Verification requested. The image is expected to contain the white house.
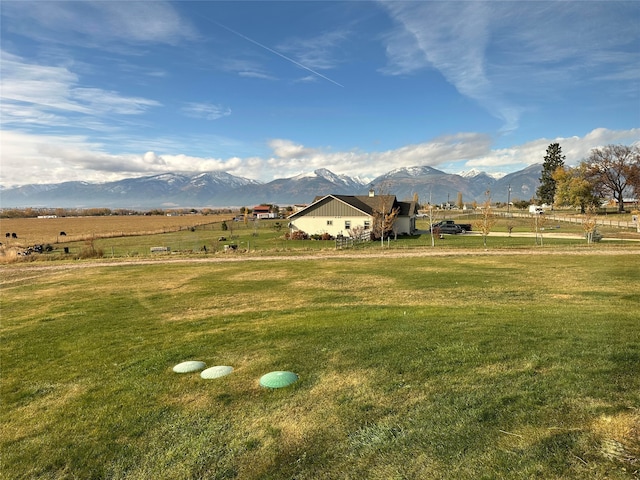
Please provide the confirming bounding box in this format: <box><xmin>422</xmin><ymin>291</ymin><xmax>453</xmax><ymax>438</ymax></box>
<box><xmin>287</xmin><ymin>192</ymin><xmax>417</xmax><ymax>238</ymax></box>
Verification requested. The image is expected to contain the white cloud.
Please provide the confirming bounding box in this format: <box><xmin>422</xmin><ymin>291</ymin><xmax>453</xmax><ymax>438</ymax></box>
<box><xmin>259</xmin><ymin>132</ymin><xmax>495</xmax><ymax>181</ymax></box>
<box><xmin>2</xmin><ymin>128</ymin><xmax>638</xmax><ymax>188</ymax></box>
<box><xmin>465</xmin><ymin>128</ymin><xmax>640</xmax><ymax>170</ymax></box>
<box><xmin>268</xmin><ymin>139</ymin><xmax>318</xmax><ymax>159</ymax></box>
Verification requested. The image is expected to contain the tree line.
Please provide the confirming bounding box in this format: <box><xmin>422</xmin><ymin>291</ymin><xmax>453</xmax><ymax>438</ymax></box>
<box><xmin>537</xmin><ymin>143</ymin><xmax>640</xmax><ymax>213</ymax></box>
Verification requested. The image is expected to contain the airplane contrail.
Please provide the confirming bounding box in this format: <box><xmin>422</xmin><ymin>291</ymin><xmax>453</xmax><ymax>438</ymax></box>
<box><xmin>213</xmin><ymin>21</ymin><xmax>344</xmax><ymax>88</ymax></box>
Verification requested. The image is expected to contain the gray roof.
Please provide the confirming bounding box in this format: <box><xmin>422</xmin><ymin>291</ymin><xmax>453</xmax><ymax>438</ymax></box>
<box><xmin>289</xmin><ymin>194</ymin><xmax>416</xmax><ymax>219</ymax></box>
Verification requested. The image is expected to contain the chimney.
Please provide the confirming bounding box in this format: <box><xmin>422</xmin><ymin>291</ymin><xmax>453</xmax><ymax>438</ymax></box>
<box><xmin>369</xmin><ymin>189</ymin><xmax>375</xmax><ymax>197</ymax></box>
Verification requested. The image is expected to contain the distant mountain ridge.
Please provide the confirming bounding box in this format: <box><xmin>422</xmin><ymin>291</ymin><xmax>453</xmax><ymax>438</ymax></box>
<box><xmin>0</xmin><ymin>165</ymin><xmax>542</xmax><ymax>209</ymax></box>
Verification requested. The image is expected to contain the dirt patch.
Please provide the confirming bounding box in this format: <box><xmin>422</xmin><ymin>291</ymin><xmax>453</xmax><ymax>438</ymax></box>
<box><xmin>593</xmin><ymin>410</ymin><xmax>640</xmax><ymax>465</ymax></box>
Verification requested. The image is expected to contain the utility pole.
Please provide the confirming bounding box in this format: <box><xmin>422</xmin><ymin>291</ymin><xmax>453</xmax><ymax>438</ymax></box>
<box><xmin>381</xmin><ymin>191</ymin><xmax>385</xmax><ymax>249</ymax></box>
<box><xmin>507</xmin><ymin>184</ymin><xmax>512</xmax><ymax>216</ymax></box>
<box><xmin>429</xmin><ymin>191</ymin><xmax>435</xmax><ymax>247</ymax></box>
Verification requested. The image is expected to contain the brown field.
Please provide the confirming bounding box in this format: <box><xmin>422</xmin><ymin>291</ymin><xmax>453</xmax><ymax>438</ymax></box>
<box><xmin>0</xmin><ymin>214</ymin><xmax>232</xmax><ymax>246</ymax></box>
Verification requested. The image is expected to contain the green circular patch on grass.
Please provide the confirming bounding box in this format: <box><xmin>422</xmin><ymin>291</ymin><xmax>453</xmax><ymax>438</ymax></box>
<box><xmin>259</xmin><ymin>371</ymin><xmax>298</xmax><ymax>388</ymax></box>
<box><xmin>172</xmin><ymin>361</ymin><xmax>206</xmax><ymax>373</ymax></box>
<box><xmin>201</xmin><ymin>365</ymin><xmax>233</xmax><ymax>379</ymax></box>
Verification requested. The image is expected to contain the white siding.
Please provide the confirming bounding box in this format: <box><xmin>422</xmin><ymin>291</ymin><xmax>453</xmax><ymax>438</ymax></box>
<box><xmin>290</xmin><ymin>215</ymin><xmax>371</xmax><ymax>237</ymax></box>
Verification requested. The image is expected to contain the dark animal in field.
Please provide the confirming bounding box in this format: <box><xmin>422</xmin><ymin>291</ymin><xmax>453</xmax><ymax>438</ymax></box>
<box><xmin>18</xmin><ymin>244</ymin><xmax>46</xmax><ymax>256</ymax></box>
<box><xmin>60</xmin><ymin>231</ymin><xmax>67</xmax><ymax>236</ymax></box>
<box><xmin>11</xmin><ymin>233</ymin><xmax>17</xmax><ymax>239</ymax></box>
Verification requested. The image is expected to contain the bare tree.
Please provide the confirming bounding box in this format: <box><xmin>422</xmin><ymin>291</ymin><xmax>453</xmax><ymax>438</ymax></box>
<box><xmin>530</xmin><ymin>212</ymin><xmax>548</xmax><ymax>246</ymax></box>
<box><xmin>584</xmin><ymin>144</ymin><xmax>640</xmax><ymax>213</ymax></box>
<box><xmin>425</xmin><ymin>191</ymin><xmax>440</xmax><ymax>247</ymax></box>
<box><xmin>474</xmin><ymin>191</ymin><xmax>496</xmax><ymax>248</ymax></box>
<box><xmin>427</xmin><ymin>202</ymin><xmax>435</xmax><ymax>247</ymax></box>
<box><xmin>348</xmin><ymin>225</ymin><xmax>365</xmax><ymax>239</ymax></box>
<box><xmin>582</xmin><ymin>206</ymin><xmax>599</xmax><ymax>244</ymax></box>
<box><xmin>369</xmin><ymin>184</ymin><xmax>399</xmax><ymax>246</ymax></box>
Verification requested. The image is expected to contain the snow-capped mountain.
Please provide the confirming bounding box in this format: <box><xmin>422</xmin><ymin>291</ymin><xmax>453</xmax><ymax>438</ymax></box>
<box><xmin>458</xmin><ymin>169</ymin><xmax>506</xmax><ymax>180</ymax></box>
<box><xmin>457</xmin><ymin>168</ymin><xmax>485</xmax><ymax>178</ymax></box>
<box><xmin>367</xmin><ymin>164</ymin><xmax>541</xmax><ymax>205</ymax></box>
<box><xmin>291</xmin><ymin>168</ymin><xmax>363</xmax><ymax>188</ymax></box>
<box><xmin>0</xmin><ymin>165</ymin><xmax>542</xmax><ymax>208</ymax></box>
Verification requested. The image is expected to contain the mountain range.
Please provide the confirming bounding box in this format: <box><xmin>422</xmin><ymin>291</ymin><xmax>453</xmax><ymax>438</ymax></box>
<box><xmin>0</xmin><ymin>165</ymin><xmax>542</xmax><ymax>209</ymax></box>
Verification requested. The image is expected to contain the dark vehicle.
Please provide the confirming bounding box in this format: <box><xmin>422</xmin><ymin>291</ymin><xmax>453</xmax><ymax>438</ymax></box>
<box><xmin>430</xmin><ymin>222</ymin><xmax>462</xmax><ymax>234</ymax></box>
<box><xmin>430</xmin><ymin>220</ymin><xmax>471</xmax><ymax>234</ymax></box>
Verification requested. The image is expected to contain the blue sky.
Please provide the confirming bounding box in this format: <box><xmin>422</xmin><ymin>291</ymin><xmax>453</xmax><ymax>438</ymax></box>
<box><xmin>1</xmin><ymin>0</ymin><xmax>639</xmax><ymax>188</ymax></box>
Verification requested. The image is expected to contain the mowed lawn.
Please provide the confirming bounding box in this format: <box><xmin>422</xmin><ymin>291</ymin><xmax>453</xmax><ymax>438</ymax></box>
<box><xmin>1</xmin><ymin>253</ymin><xmax>639</xmax><ymax>479</ymax></box>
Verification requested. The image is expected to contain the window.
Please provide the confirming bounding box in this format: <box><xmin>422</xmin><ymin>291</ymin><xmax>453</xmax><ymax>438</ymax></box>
<box><xmin>345</xmin><ymin>220</ymin><xmax>351</xmax><ymax>229</ymax></box>
<box><xmin>327</xmin><ymin>220</ymin><xmax>333</xmax><ymax>226</ymax></box>
<box><xmin>364</xmin><ymin>220</ymin><xmax>371</xmax><ymax>229</ymax></box>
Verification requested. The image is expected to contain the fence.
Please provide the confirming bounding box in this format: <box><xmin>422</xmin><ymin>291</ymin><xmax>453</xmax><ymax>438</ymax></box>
<box><xmin>501</xmin><ymin>212</ymin><xmax>637</xmax><ymax>231</ymax></box>
<box><xmin>335</xmin><ymin>231</ymin><xmax>372</xmax><ymax>249</ymax></box>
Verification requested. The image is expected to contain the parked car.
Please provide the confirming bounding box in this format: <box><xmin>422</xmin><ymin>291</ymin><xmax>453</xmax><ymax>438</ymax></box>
<box><xmin>429</xmin><ymin>220</ymin><xmax>470</xmax><ymax>234</ymax></box>
<box><xmin>430</xmin><ymin>222</ymin><xmax>463</xmax><ymax>234</ymax></box>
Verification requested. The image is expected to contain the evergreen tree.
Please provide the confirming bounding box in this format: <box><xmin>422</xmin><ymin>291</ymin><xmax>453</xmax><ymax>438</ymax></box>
<box><xmin>537</xmin><ymin>143</ymin><xmax>565</xmax><ymax>206</ymax></box>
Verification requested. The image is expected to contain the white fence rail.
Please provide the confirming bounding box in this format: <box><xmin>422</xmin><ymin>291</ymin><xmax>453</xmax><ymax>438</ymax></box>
<box><xmin>335</xmin><ymin>230</ymin><xmax>372</xmax><ymax>249</ymax></box>
<box><xmin>502</xmin><ymin>212</ymin><xmax>637</xmax><ymax>230</ymax></box>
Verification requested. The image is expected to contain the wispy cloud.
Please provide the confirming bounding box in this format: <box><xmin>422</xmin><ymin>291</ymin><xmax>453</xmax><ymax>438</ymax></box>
<box><xmin>1</xmin><ymin>1</ymin><xmax>196</xmax><ymax>46</ymax></box>
<box><xmin>182</xmin><ymin>102</ymin><xmax>232</xmax><ymax>121</ymax></box>
<box><xmin>278</xmin><ymin>30</ymin><xmax>349</xmax><ymax>71</ymax></box>
<box><xmin>238</xmin><ymin>71</ymin><xmax>277</xmax><ymax>81</ymax></box>
<box><xmin>379</xmin><ymin>1</ymin><xmax>640</xmax><ymax>133</ymax></box>
<box><xmin>218</xmin><ymin>58</ymin><xmax>276</xmax><ymax>80</ymax></box>
<box><xmin>1</xmin><ymin>50</ymin><xmax>161</xmax><ymax>130</ymax></box>
<box><xmin>211</xmin><ymin>21</ymin><xmax>344</xmax><ymax>87</ymax></box>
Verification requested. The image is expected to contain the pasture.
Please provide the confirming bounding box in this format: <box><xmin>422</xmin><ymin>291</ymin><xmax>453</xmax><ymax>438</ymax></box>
<box><xmin>1</xmin><ymin>251</ymin><xmax>639</xmax><ymax>479</ymax></box>
<box><xmin>2</xmin><ymin>212</ymin><xmax>639</xmax><ymax>262</ymax></box>
<box><xmin>0</xmin><ymin>214</ymin><xmax>229</xmax><ymax>247</ymax></box>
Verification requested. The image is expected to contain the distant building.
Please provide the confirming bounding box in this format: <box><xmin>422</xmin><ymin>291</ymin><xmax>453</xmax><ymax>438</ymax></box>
<box><xmin>252</xmin><ymin>205</ymin><xmax>272</xmax><ymax>218</ymax></box>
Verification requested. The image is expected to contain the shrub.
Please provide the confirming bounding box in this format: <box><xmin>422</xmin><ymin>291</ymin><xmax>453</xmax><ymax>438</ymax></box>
<box><xmin>310</xmin><ymin>233</ymin><xmax>333</xmax><ymax>240</ymax></box>
<box><xmin>286</xmin><ymin>230</ymin><xmax>309</xmax><ymax>240</ymax></box>
<box><xmin>77</xmin><ymin>239</ymin><xmax>104</xmax><ymax>259</ymax></box>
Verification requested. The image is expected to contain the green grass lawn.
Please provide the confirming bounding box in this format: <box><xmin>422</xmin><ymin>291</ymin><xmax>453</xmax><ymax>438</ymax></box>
<box><xmin>1</xmin><ymin>253</ymin><xmax>639</xmax><ymax>479</ymax></box>
<box><xmin>36</xmin><ymin>214</ymin><xmax>639</xmax><ymax>260</ymax></box>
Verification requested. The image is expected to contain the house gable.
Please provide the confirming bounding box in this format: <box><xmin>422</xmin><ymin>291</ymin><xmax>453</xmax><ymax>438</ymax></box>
<box><xmin>288</xmin><ymin>195</ymin><xmax>370</xmax><ymax>219</ymax></box>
